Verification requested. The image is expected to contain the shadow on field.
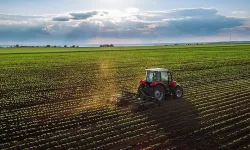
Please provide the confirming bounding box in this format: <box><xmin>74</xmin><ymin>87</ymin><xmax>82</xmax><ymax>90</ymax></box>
<box><xmin>116</xmin><ymin>90</ymin><xmax>219</xmax><ymax>149</ymax></box>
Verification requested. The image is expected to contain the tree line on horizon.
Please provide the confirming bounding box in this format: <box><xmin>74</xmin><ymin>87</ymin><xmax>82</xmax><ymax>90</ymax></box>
<box><xmin>6</xmin><ymin>44</ymin><xmax>81</xmax><ymax>48</ymax></box>
<box><xmin>100</xmin><ymin>44</ymin><xmax>114</xmax><ymax>47</ymax></box>
<box><xmin>0</xmin><ymin>44</ymin><xmax>115</xmax><ymax>48</ymax></box>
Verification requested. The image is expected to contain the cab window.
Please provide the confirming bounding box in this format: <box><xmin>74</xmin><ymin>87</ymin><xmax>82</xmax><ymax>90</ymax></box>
<box><xmin>161</xmin><ymin>72</ymin><xmax>168</xmax><ymax>81</ymax></box>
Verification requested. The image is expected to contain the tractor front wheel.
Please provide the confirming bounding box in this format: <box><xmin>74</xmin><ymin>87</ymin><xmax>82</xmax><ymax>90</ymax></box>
<box><xmin>173</xmin><ymin>86</ymin><xmax>183</xmax><ymax>99</ymax></box>
<box><xmin>150</xmin><ymin>85</ymin><xmax>166</xmax><ymax>101</ymax></box>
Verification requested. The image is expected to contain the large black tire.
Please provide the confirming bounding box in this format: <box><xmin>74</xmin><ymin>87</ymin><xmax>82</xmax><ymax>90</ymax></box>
<box><xmin>137</xmin><ymin>85</ymin><xmax>146</xmax><ymax>100</ymax></box>
<box><xmin>173</xmin><ymin>86</ymin><xmax>183</xmax><ymax>99</ymax></box>
<box><xmin>150</xmin><ymin>85</ymin><xmax>166</xmax><ymax>101</ymax></box>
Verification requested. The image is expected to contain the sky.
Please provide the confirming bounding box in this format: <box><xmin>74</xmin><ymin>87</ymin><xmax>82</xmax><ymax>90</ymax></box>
<box><xmin>0</xmin><ymin>0</ymin><xmax>250</xmax><ymax>45</ymax></box>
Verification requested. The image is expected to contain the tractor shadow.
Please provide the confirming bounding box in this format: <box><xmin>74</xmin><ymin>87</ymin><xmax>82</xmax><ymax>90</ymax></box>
<box><xmin>116</xmin><ymin>90</ymin><xmax>219</xmax><ymax>149</ymax></box>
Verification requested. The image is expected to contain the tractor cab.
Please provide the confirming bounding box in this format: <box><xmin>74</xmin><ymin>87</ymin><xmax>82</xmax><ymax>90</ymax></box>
<box><xmin>138</xmin><ymin>68</ymin><xmax>183</xmax><ymax>101</ymax></box>
<box><xmin>143</xmin><ymin>68</ymin><xmax>177</xmax><ymax>87</ymax></box>
<box><xmin>146</xmin><ymin>68</ymin><xmax>171</xmax><ymax>86</ymax></box>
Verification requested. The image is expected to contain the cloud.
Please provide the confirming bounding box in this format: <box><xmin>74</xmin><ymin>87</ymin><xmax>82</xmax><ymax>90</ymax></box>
<box><xmin>0</xmin><ymin>8</ymin><xmax>249</xmax><ymax>44</ymax></box>
<box><xmin>0</xmin><ymin>14</ymin><xmax>45</xmax><ymax>21</ymax></box>
<box><xmin>52</xmin><ymin>16</ymin><xmax>71</xmax><ymax>21</ymax></box>
<box><xmin>232</xmin><ymin>11</ymin><xmax>248</xmax><ymax>15</ymax></box>
<box><xmin>166</xmin><ymin>8</ymin><xmax>219</xmax><ymax>18</ymax></box>
<box><xmin>0</xmin><ymin>23</ymin><xmax>50</xmax><ymax>42</ymax></box>
<box><xmin>157</xmin><ymin>15</ymin><xmax>243</xmax><ymax>36</ymax></box>
<box><xmin>70</xmin><ymin>11</ymin><xmax>98</xmax><ymax>20</ymax></box>
<box><xmin>231</xmin><ymin>11</ymin><xmax>249</xmax><ymax>18</ymax></box>
<box><xmin>134</xmin><ymin>8</ymin><xmax>219</xmax><ymax>21</ymax></box>
<box><xmin>52</xmin><ymin>11</ymin><xmax>100</xmax><ymax>21</ymax></box>
<box><xmin>221</xmin><ymin>23</ymin><xmax>250</xmax><ymax>35</ymax></box>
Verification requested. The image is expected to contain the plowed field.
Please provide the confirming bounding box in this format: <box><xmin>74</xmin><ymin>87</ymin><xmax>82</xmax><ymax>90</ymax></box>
<box><xmin>1</xmin><ymin>45</ymin><xmax>250</xmax><ymax>149</ymax></box>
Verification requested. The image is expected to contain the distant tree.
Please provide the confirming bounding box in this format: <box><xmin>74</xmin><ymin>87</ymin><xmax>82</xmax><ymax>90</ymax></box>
<box><xmin>46</xmin><ymin>45</ymin><xmax>50</xmax><ymax>47</ymax></box>
<box><xmin>72</xmin><ymin>45</ymin><xmax>75</xmax><ymax>48</ymax></box>
<box><xmin>77</xmin><ymin>45</ymin><xmax>79</xmax><ymax>48</ymax></box>
<box><xmin>54</xmin><ymin>45</ymin><xmax>57</xmax><ymax>48</ymax></box>
<box><xmin>16</xmin><ymin>44</ymin><xmax>19</xmax><ymax>48</ymax></box>
<box><xmin>64</xmin><ymin>45</ymin><xmax>67</xmax><ymax>48</ymax></box>
<box><xmin>100</xmin><ymin>44</ymin><xmax>112</xmax><ymax>47</ymax></box>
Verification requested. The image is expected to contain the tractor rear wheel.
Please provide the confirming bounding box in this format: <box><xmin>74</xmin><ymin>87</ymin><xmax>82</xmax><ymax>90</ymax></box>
<box><xmin>173</xmin><ymin>86</ymin><xmax>183</xmax><ymax>99</ymax></box>
<box><xmin>150</xmin><ymin>85</ymin><xmax>166</xmax><ymax>101</ymax></box>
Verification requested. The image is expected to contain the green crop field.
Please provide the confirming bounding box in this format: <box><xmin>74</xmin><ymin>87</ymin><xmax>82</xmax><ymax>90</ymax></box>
<box><xmin>1</xmin><ymin>44</ymin><xmax>250</xmax><ymax>149</ymax></box>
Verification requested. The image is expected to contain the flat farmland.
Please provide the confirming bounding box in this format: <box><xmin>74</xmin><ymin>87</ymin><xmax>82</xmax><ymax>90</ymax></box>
<box><xmin>1</xmin><ymin>44</ymin><xmax>250</xmax><ymax>149</ymax></box>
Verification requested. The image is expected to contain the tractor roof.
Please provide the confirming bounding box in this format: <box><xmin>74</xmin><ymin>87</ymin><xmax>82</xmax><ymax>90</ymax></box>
<box><xmin>146</xmin><ymin>68</ymin><xmax>168</xmax><ymax>72</ymax></box>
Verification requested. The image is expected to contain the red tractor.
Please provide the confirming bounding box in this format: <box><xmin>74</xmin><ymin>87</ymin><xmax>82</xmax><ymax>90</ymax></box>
<box><xmin>138</xmin><ymin>68</ymin><xmax>183</xmax><ymax>101</ymax></box>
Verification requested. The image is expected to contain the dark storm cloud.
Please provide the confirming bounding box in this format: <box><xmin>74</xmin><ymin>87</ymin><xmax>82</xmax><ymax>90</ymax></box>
<box><xmin>52</xmin><ymin>11</ymin><xmax>99</xmax><ymax>21</ymax></box>
<box><xmin>70</xmin><ymin>11</ymin><xmax>98</xmax><ymax>20</ymax></box>
<box><xmin>52</xmin><ymin>16</ymin><xmax>71</xmax><ymax>21</ymax></box>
